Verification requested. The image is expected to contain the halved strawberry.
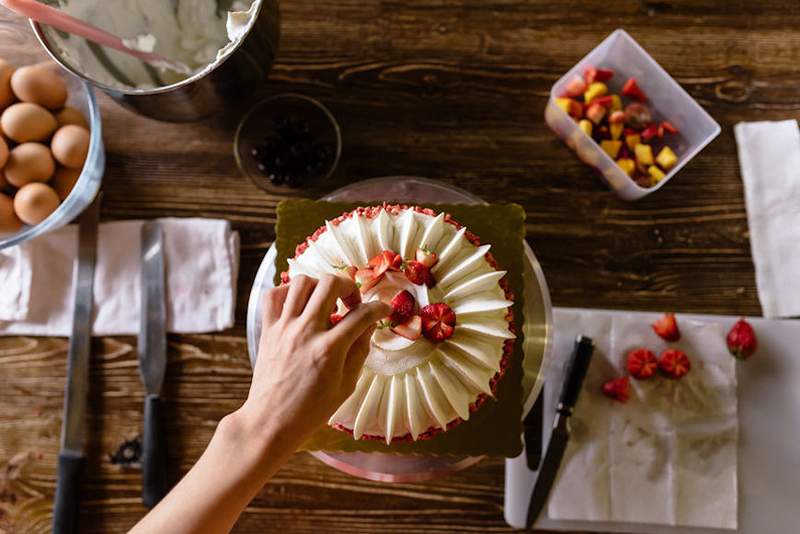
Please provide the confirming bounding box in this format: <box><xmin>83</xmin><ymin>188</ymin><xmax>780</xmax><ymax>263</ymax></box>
<box><xmin>622</xmin><ymin>77</ymin><xmax>647</xmax><ymax>101</ymax></box>
<box><xmin>626</xmin><ymin>348</ymin><xmax>658</xmax><ymax>380</ymax></box>
<box><xmin>420</xmin><ymin>303</ymin><xmax>456</xmax><ymax>342</ymax></box>
<box><xmin>601</xmin><ymin>376</ymin><xmax>629</xmax><ymax>403</ymax></box>
<box><xmin>658</xmin><ymin>349</ymin><xmax>691</xmax><ymax>379</ymax></box>
<box><xmin>652</xmin><ymin>312</ymin><xmax>680</xmax><ymax>342</ymax></box>
<box><xmin>389</xmin><ymin>290</ymin><xmax>416</xmax><ymax>325</ymax></box>
<box><xmin>355</xmin><ymin>268</ymin><xmax>380</xmax><ymax>293</ymax></box>
<box><xmin>392</xmin><ymin>315</ymin><xmax>422</xmax><ymax>340</ymax></box>
<box><xmin>404</xmin><ymin>260</ymin><xmax>435</xmax><ymax>287</ymax></box>
<box><xmin>415</xmin><ymin>247</ymin><xmax>438</xmax><ymax>268</ymax></box>
<box><xmin>369</xmin><ymin>250</ymin><xmax>403</xmax><ymax>277</ymax></box>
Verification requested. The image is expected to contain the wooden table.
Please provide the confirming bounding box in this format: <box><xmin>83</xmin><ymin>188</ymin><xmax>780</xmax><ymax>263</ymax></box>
<box><xmin>1</xmin><ymin>1</ymin><xmax>796</xmax><ymax>532</ymax></box>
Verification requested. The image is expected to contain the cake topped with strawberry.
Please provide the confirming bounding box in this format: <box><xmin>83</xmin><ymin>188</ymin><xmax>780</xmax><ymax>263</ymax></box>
<box><xmin>282</xmin><ymin>204</ymin><xmax>516</xmax><ymax>445</ymax></box>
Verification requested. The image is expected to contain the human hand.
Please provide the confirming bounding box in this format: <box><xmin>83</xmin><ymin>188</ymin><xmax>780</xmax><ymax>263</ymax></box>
<box><xmin>241</xmin><ymin>274</ymin><xmax>390</xmax><ymax>450</ymax></box>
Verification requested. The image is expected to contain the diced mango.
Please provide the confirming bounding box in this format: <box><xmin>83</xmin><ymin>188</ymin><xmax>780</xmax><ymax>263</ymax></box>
<box><xmin>555</xmin><ymin>97</ymin><xmax>572</xmax><ymax>114</ymax></box>
<box><xmin>656</xmin><ymin>146</ymin><xmax>678</xmax><ymax>170</ymax></box>
<box><xmin>617</xmin><ymin>158</ymin><xmax>635</xmax><ymax>177</ymax></box>
<box><xmin>555</xmin><ymin>97</ymin><xmax>582</xmax><ymax>119</ymax></box>
<box><xmin>649</xmin><ymin>165</ymin><xmax>666</xmax><ymax>184</ymax></box>
<box><xmin>578</xmin><ymin>119</ymin><xmax>593</xmax><ymax>136</ymax></box>
<box><xmin>601</xmin><ymin>140</ymin><xmax>622</xmax><ymax>159</ymax></box>
<box><xmin>625</xmin><ymin>133</ymin><xmax>641</xmax><ymax>151</ymax></box>
<box><xmin>584</xmin><ymin>82</ymin><xmax>608</xmax><ymax>104</ymax></box>
<box><xmin>610</xmin><ymin>94</ymin><xmax>623</xmax><ymax>112</ymax></box>
<box><xmin>635</xmin><ymin>143</ymin><xmax>654</xmax><ymax>166</ymax></box>
<box><xmin>610</xmin><ymin>122</ymin><xmax>623</xmax><ymax>140</ymax></box>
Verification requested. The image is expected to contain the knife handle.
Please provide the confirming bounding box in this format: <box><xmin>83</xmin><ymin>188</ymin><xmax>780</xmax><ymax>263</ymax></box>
<box><xmin>558</xmin><ymin>335</ymin><xmax>595</xmax><ymax>414</ymax></box>
<box><xmin>52</xmin><ymin>451</ymin><xmax>84</xmax><ymax>534</ymax></box>
<box><xmin>142</xmin><ymin>394</ymin><xmax>168</xmax><ymax>508</ymax></box>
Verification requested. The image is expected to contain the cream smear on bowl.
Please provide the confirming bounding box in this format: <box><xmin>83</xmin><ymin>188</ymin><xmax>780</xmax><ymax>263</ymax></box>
<box><xmin>41</xmin><ymin>0</ymin><xmax>258</xmax><ymax>90</ymax></box>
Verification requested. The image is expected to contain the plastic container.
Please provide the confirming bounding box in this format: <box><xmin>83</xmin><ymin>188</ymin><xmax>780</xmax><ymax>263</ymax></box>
<box><xmin>545</xmin><ymin>29</ymin><xmax>720</xmax><ymax>201</ymax></box>
<box><xmin>0</xmin><ymin>70</ymin><xmax>104</xmax><ymax>251</ymax></box>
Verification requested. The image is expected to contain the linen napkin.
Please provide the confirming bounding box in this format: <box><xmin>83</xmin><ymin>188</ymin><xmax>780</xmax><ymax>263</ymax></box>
<box><xmin>734</xmin><ymin>120</ymin><xmax>800</xmax><ymax>318</ymax></box>
<box><xmin>0</xmin><ymin>218</ymin><xmax>239</xmax><ymax>336</ymax></box>
<box><xmin>546</xmin><ymin>308</ymin><xmax>738</xmax><ymax>529</ymax></box>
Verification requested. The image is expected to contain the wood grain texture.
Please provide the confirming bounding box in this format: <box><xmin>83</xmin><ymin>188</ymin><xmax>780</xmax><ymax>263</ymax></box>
<box><xmin>1</xmin><ymin>0</ymin><xmax>797</xmax><ymax>531</ymax></box>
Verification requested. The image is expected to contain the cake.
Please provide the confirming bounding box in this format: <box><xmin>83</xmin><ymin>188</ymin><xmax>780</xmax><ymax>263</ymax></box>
<box><xmin>282</xmin><ymin>204</ymin><xmax>516</xmax><ymax>445</ymax></box>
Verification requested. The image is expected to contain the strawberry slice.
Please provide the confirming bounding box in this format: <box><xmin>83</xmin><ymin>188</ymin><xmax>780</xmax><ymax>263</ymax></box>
<box><xmin>622</xmin><ymin>77</ymin><xmax>647</xmax><ymax>101</ymax></box>
<box><xmin>626</xmin><ymin>348</ymin><xmax>658</xmax><ymax>380</ymax></box>
<box><xmin>354</xmin><ymin>267</ymin><xmax>380</xmax><ymax>293</ymax></box>
<box><xmin>389</xmin><ymin>290</ymin><xmax>416</xmax><ymax>325</ymax></box>
<box><xmin>420</xmin><ymin>303</ymin><xmax>456</xmax><ymax>342</ymax></box>
<box><xmin>392</xmin><ymin>315</ymin><xmax>422</xmax><ymax>340</ymax></box>
<box><xmin>652</xmin><ymin>312</ymin><xmax>680</xmax><ymax>342</ymax></box>
<box><xmin>602</xmin><ymin>376</ymin><xmax>630</xmax><ymax>403</ymax></box>
<box><xmin>368</xmin><ymin>250</ymin><xmax>402</xmax><ymax>277</ymax></box>
<box><xmin>658</xmin><ymin>348</ymin><xmax>691</xmax><ymax>379</ymax></box>
<box><xmin>404</xmin><ymin>260</ymin><xmax>435</xmax><ymax>287</ymax></box>
<box><xmin>415</xmin><ymin>247</ymin><xmax>438</xmax><ymax>268</ymax></box>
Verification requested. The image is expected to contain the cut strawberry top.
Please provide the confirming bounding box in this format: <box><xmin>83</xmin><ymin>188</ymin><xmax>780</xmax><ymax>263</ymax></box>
<box><xmin>626</xmin><ymin>348</ymin><xmax>658</xmax><ymax>380</ymax></box>
<box><xmin>420</xmin><ymin>303</ymin><xmax>456</xmax><ymax>342</ymax></box>
<box><xmin>652</xmin><ymin>312</ymin><xmax>681</xmax><ymax>342</ymax></box>
<box><xmin>602</xmin><ymin>376</ymin><xmax>629</xmax><ymax>403</ymax></box>
<box><xmin>658</xmin><ymin>349</ymin><xmax>691</xmax><ymax>379</ymax></box>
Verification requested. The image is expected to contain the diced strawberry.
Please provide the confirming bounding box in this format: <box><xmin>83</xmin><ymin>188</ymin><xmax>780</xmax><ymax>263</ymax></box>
<box><xmin>590</xmin><ymin>95</ymin><xmax>614</xmax><ymax>107</ymax></box>
<box><xmin>585</xmin><ymin>102</ymin><xmax>607</xmax><ymax>124</ymax></box>
<box><xmin>658</xmin><ymin>349</ymin><xmax>691</xmax><ymax>379</ymax></box>
<box><xmin>584</xmin><ymin>66</ymin><xmax>614</xmax><ymax>85</ymax></box>
<box><xmin>355</xmin><ymin>268</ymin><xmax>380</xmax><ymax>293</ymax></box>
<box><xmin>641</xmin><ymin>123</ymin><xmax>659</xmax><ymax>142</ymax></box>
<box><xmin>389</xmin><ymin>290</ymin><xmax>416</xmax><ymax>325</ymax></box>
<box><xmin>392</xmin><ymin>315</ymin><xmax>422</xmax><ymax>341</ymax></box>
<box><xmin>368</xmin><ymin>250</ymin><xmax>403</xmax><ymax>277</ymax></box>
<box><xmin>626</xmin><ymin>348</ymin><xmax>658</xmax><ymax>380</ymax></box>
<box><xmin>726</xmin><ymin>318</ymin><xmax>758</xmax><ymax>359</ymax></box>
<box><xmin>404</xmin><ymin>260</ymin><xmax>435</xmax><ymax>287</ymax></box>
<box><xmin>602</xmin><ymin>376</ymin><xmax>630</xmax><ymax>403</ymax></box>
<box><xmin>622</xmin><ymin>77</ymin><xmax>647</xmax><ymax>101</ymax></box>
<box><xmin>660</xmin><ymin>121</ymin><xmax>678</xmax><ymax>134</ymax></box>
<box><xmin>420</xmin><ymin>303</ymin><xmax>457</xmax><ymax>342</ymax></box>
<box><xmin>652</xmin><ymin>312</ymin><xmax>681</xmax><ymax>342</ymax></box>
<box><xmin>564</xmin><ymin>75</ymin><xmax>588</xmax><ymax>98</ymax></box>
<box><xmin>329</xmin><ymin>313</ymin><xmax>345</xmax><ymax>326</ymax></box>
<box><xmin>415</xmin><ymin>247</ymin><xmax>438</xmax><ymax>268</ymax></box>
<box><xmin>608</xmin><ymin>110</ymin><xmax>625</xmax><ymax>124</ymax></box>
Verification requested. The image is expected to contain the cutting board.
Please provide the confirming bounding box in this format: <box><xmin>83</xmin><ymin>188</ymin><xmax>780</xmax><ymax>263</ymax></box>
<box><xmin>504</xmin><ymin>307</ymin><xmax>800</xmax><ymax>533</ymax></box>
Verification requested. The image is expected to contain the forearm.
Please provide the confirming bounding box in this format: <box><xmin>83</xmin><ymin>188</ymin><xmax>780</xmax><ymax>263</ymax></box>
<box><xmin>130</xmin><ymin>406</ymin><xmax>295</xmax><ymax>534</ymax></box>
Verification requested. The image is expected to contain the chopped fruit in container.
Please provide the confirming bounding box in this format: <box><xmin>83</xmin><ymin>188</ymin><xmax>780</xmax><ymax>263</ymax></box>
<box><xmin>610</xmin><ymin>95</ymin><xmax>623</xmax><ymax>112</ymax></box>
<box><xmin>625</xmin><ymin>133</ymin><xmax>641</xmax><ymax>151</ymax></box>
<box><xmin>726</xmin><ymin>319</ymin><xmax>758</xmax><ymax>360</ymax></box>
<box><xmin>585</xmin><ymin>102</ymin><xmax>607</xmax><ymax>124</ymax></box>
<box><xmin>602</xmin><ymin>376</ymin><xmax>630</xmax><ymax>403</ymax></box>
<box><xmin>648</xmin><ymin>165</ymin><xmax>666</xmax><ymax>184</ymax></box>
<box><xmin>622</xmin><ymin>77</ymin><xmax>647</xmax><ymax>101</ymax></box>
<box><xmin>658</xmin><ymin>349</ymin><xmax>691</xmax><ymax>379</ymax></box>
<box><xmin>626</xmin><ymin>348</ymin><xmax>658</xmax><ymax>380</ymax></box>
<box><xmin>635</xmin><ymin>144</ymin><xmax>654</xmax><ymax>166</ymax></box>
<box><xmin>600</xmin><ymin>140</ymin><xmax>622</xmax><ymax>159</ymax></box>
<box><xmin>617</xmin><ymin>158</ymin><xmax>635</xmax><ymax>176</ymax></box>
<box><xmin>564</xmin><ymin>75</ymin><xmax>588</xmax><ymax>98</ymax></box>
<box><xmin>656</xmin><ymin>146</ymin><xmax>677</xmax><ymax>170</ymax></box>
<box><xmin>610</xmin><ymin>122</ymin><xmax>624</xmax><ymax>140</ymax></box>
<box><xmin>641</xmin><ymin>123</ymin><xmax>659</xmax><ymax>142</ymax></box>
<box><xmin>578</xmin><ymin>119</ymin><xmax>593</xmax><ymax>136</ymax></box>
<box><xmin>624</xmin><ymin>103</ymin><xmax>652</xmax><ymax>129</ymax></box>
<box><xmin>584</xmin><ymin>82</ymin><xmax>608</xmax><ymax>104</ymax></box>
<box><xmin>652</xmin><ymin>312</ymin><xmax>681</xmax><ymax>342</ymax></box>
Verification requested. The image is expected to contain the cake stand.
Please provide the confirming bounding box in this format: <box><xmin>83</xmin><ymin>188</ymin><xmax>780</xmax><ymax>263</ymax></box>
<box><xmin>246</xmin><ymin>176</ymin><xmax>553</xmax><ymax>482</ymax></box>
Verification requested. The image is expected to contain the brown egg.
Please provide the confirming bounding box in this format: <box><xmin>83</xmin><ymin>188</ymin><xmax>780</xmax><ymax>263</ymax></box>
<box><xmin>51</xmin><ymin>125</ymin><xmax>90</xmax><ymax>169</ymax></box>
<box><xmin>1</xmin><ymin>102</ymin><xmax>57</xmax><ymax>143</ymax></box>
<box><xmin>55</xmin><ymin>106</ymin><xmax>89</xmax><ymax>129</ymax></box>
<box><xmin>13</xmin><ymin>183</ymin><xmax>59</xmax><ymax>225</ymax></box>
<box><xmin>0</xmin><ymin>59</ymin><xmax>15</xmax><ymax>111</ymax></box>
<box><xmin>51</xmin><ymin>166</ymin><xmax>81</xmax><ymax>200</ymax></box>
<box><xmin>0</xmin><ymin>136</ymin><xmax>7</xmax><ymax>169</ymax></box>
<box><xmin>0</xmin><ymin>192</ymin><xmax>22</xmax><ymax>233</ymax></box>
<box><xmin>5</xmin><ymin>142</ymin><xmax>55</xmax><ymax>187</ymax></box>
<box><xmin>10</xmin><ymin>64</ymin><xmax>68</xmax><ymax>110</ymax></box>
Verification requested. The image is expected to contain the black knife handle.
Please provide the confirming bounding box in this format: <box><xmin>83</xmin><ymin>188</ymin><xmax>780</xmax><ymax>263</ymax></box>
<box><xmin>52</xmin><ymin>451</ymin><xmax>84</xmax><ymax>534</ymax></box>
<box><xmin>142</xmin><ymin>394</ymin><xmax>168</xmax><ymax>508</ymax></box>
<box><xmin>558</xmin><ymin>335</ymin><xmax>595</xmax><ymax>414</ymax></box>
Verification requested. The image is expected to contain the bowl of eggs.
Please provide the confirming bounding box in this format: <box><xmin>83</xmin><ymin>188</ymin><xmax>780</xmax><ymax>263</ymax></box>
<box><xmin>0</xmin><ymin>58</ymin><xmax>103</xmax><ymax>251</ymax></box>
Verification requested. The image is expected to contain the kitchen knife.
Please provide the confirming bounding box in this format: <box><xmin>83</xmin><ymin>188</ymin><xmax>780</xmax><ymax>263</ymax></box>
<box><xmin>525</xmin><ymin>335</ymin><xmax>594</xmax><ymax>528</ymax></box>
<box><xmin>53</xmin><ymin>194</ymin><xmax>101</xmax><ymax>534</ymax></box>
<box><xmin>139</xmin><ymin>221</ymin><xmax>168</xmax><ymax>508</ymax></box>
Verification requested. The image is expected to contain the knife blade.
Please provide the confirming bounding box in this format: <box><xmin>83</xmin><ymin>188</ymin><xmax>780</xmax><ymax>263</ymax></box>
<box><xmin>525</xmin><ymin>335</ymin><xmax>595</xmax><ymax>528</ymax></box>
<box><xmin>53</xmin><ymin>194</ymin><xmax>101</xmax><ymax>534</ymax></box>
<box><xmin>139</xmin><ymin>221</ymin><xmax>169</xmax><ymax>508</ymax></box>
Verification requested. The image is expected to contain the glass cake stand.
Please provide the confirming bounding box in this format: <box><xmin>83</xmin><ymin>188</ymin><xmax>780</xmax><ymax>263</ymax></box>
<box><xmin>246</xmin><ymin>176</ymin><xmax>553</xmax><ymax>482</ymax></box>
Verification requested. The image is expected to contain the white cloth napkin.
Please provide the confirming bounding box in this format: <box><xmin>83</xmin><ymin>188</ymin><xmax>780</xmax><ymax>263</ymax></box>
<box><xmin>0</xmin><ymin>218</ymin><xmax>239</xmax><ymax>336</ymax></box>
<box><xmin>546</xmin><ymin>309</ymin><xmax>738</xmax><ymax>530</ymax></box>
<box><xmin>734</xmin><ymin>120</ymin><xmax>800</xmax><ymax>318</ymax></box>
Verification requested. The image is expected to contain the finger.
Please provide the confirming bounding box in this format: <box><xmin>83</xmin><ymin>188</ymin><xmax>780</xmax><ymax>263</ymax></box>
<box><xmin>261</xmin><ymin>284</ymin><xmax>290</xmax><ymax>326</ymax></box>
<box><xmin>302</xmin><ymin>274</ymin><xmax>360</xmax><ymax>326</ymax></box>
<box><xmin>330</xmin><ymin>300</ymin><xmax>390</xmax><ymax>348</ymax></box>
<box><xmin>282</xmin><ymin>275</ymin><xmax>317</xmax><ymax>317</ymax></box>
<box><xmin>342</xmin><ymin>324</ymin><xmax>375</xmax><ymax>390</ymax></box>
